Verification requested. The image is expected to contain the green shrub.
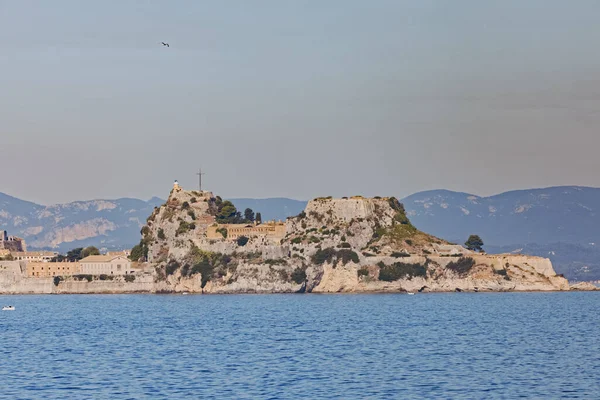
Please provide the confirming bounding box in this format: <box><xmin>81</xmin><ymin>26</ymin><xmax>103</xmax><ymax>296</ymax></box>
<box><xmin>446</xmin><ymin>257</ymin><xmax>476</xmax><ymax>275</ymax></box>
<box><xmin>495</xmin><ymin>268</ymin><xmax>508</xmax><ymax>276</ymax></box>
<box><xmin>291</xmin><ymin>237</ymin><xmax>302</xmax><ymax>244</ymax></box>
<box><xmin>166</xmin><ymin>260</ymin><xmax>180</xmax><ymax>276</ymax></box>
<box><xmin>176</xmin><ymin>221</ymin><xmax>191</xmax><ymax>236</ymax></box>
<box><xmin>378</xmin><ymin>262</ymin><xmax>427</xmax><ymax>281</ymax></box>
<box><xmin>124</xmin><ymin>274</ymin><xmax>136</xmax><ymax>283</ymax></box>
<box><xmin>190</xmin><ymin>261</ymin><xmax>214</xmax><ymax>288</ymax></box>
<box><xmin>291</xmin><ymin>267</ymin><xmax>307</xmax><ymax>284</ymax></box>
<box><xmin>357</xmin><ymin>268</ymin><xmax>369</xmax><ymax>277</ymax></box>
<box><xmin>74</xmin><ymin>274</ymin><xmax>93</xmax><ymax>282</ymax></box>
<box><xmin>182</xmin><ymin>201</ymin><xmax>190</xmax><ymax>209</ymax></box>
<box><xmin>188</xmin><ymin>210</ymin><xmax>196</xmax><ymax>220</ymax></box>
<box><xmin>308</xmin><ymin>236</ymin><xmax>321</xmax><ymax>244</ymax></box>
<box><xmin>158</xmin><ymin>228</ymin><xmax>166</xmax><ymax>240</ymax></box>
<box><xmin>264</xmin><ymin>258</ymin><xmax>288</xmax><ymax>266</ymax></box>
<box><xmin>216</xmin><ymin>227</ymin><xmax>228</xmax><ymax>239</ymax></box>
<box><xmin>311</xmin><ymin>248</ymin><xmax>359</xmax><ymax>267</ymax></box>
<box><xmin>405</xmin><ymin>239</ymin><xmax>413</xmax><ymax>246</ymax></box>
<box><xmin>162</xmin><ymin>207</ymin><xmax>175</xmax><ymax>222</ymax></box>
<box><xmin>237</xmin><ymin>236</ymin><xmax>249</xmax><ymax>246</ymax></box>
<box><xmin>190</xmin><ymin>197</ymin><xmax>197</xmax><ymax>203</ymax></box>
<box><xmin>53</xmin><ymin>276</ymin><xmax>62</xmax><ymax>286</ymax></box>
<box><xmin>99</xmin><ymin>274</ymin><xmax>114</xmax><ymax>281</ymax></box>
<box><xmin>391</xmin><ymin>252</ymin><xmax>410</xmax><ymax>258</ymax></box>
<box><xmin>339</xmin><ymin>242</ymin><xmax>351</xmax><ymax>248</ymax></box>
<box><xmin>422</xmin><ymin>249</ymin><xmax>431</xmax><ymax>255</ymax></box>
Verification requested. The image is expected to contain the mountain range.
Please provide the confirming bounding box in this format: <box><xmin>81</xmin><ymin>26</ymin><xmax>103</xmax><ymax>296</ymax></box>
<box><xmin>1</xmin><ymin>186</ymin><xmax>599</xmax><ymax>280</ymax></box>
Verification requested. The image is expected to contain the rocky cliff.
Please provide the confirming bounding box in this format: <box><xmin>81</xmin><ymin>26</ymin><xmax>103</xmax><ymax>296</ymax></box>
<box><xmin>138</xmin><ymin>189</ymin><xmax>572</xmax><ymax>294</ymax></box>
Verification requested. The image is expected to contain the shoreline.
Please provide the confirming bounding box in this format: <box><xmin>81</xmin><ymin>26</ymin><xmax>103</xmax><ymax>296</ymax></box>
<box><xmin>1</xmin><ymin>287</ymin><xmax>597</xmax><ymax>295</ymax></box>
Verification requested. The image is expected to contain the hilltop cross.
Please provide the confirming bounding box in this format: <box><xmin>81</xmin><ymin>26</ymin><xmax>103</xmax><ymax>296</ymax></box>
<box><xmin>196</xmin><ymin>168</ymin><xmax>205</xmax><ymax>191</ymax></box>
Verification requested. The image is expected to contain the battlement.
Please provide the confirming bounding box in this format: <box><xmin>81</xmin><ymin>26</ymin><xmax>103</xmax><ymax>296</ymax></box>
<box><xmin>0</xmin><ymin>230</ymin><xmax>26</xmax><ymax>252</ymax></box>
<box><xmin>206</xmin><ymin>221</ymin><xmax>286</xmax><ymax>242</ymax></box>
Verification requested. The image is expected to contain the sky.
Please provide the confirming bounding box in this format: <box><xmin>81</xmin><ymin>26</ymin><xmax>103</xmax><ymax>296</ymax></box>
<box><xmin>1</xmin><ymin>0</ymin><xmax>600</xmax><ymax>205</ymax></box>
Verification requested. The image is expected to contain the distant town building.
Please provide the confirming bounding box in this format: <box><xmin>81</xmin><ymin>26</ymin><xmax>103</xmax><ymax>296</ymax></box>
<box><xmin>0</xmin><ymin>230</ymin><xmax>26</xmax><ymax>252</ymax></box>
<box><xmin>105</xmin><ymin>250</ymin><xmax>132</xmax><ymax>257</ymax></box>
<box><xmin>12</xmin><ymin>251</ymin><xmax>58</xmax><ymax>262</ymax></box>
<box><xmin>79</xmin><ymin>255</ymin><xmax>133</xmax><ymax>275</ymax></box>
<box><xmin>206</xmin><ymin>221</ymin><xmax>286</xmax><ymax>242</ymax></box>
<box><xmin>27</xmin><ymin>262</ymin><xmax>80</xmax><ymax>277</ymax></box>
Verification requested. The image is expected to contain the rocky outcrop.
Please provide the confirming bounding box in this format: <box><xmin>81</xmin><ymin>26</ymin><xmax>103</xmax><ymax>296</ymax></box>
<box><xmin>3</xmin><ymin>188</ymin><xmax>584</xmax><ymax>294</ymax></box>
<box><xmin>136</xmin><ymin>189</ymin><xmax>574</xmax><ymax>294</ymax></box>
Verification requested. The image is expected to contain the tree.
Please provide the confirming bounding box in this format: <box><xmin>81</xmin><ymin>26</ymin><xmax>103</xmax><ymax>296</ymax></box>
<box><xmin>244</xmin><ymin>208</ymin><xmax>255</xmax><ymax>223</ymax></box>
<box><xmin>255</xmin><ymin>212</ymin><xmax>262</xmax><ymax>224</ymax></box>
<box><xmin>464</xmin><ymin>235</ymin><xmax>484</xmax><ymax>252</ymax></box>
<box><xmin>237</xmin><ymin>236</ymin><xmax>249</xmax><ymax>246</ymax></box>
<box><xmin>66</xmin><ymin>248</ymin><xmax>84</xmax><ymax>262</ymax></box>
<box><xmin>130</xmin><ymin>240</ymin><xmax>148</xmax><ymax>262</ymax></box>
<box><xmin>81</xmin><ymin>246</ymin><xmax>100</xmax><ymax>258</ymax></box>
<box><xmin>216</xmin><ymin>200</ymin><xmax>238</xmax><ymax>223</ymax></box>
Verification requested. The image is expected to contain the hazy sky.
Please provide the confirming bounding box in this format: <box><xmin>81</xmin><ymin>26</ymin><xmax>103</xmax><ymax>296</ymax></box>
<box><xmin>2</xmin><ymin>1</ymin><xmax>600</xmax><ymax>204</ymax></box>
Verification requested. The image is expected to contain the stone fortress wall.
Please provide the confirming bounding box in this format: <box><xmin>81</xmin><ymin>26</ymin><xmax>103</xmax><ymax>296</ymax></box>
<box><xmin>0</xmin><ymin>230</ymin><xmax>26</xmax><ymax>252</ymax></box>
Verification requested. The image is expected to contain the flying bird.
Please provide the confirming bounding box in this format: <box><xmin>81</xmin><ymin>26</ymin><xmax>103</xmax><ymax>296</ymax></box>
<box><xmin>161</xmin><ymin>42</ymin><xmax>169</xmax><ymax>47</ymax></box>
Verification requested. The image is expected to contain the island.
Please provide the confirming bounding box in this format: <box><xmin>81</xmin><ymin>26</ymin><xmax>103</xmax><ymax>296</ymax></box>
<box><xmin>2</xmin><ymin>180</ymin><xmax>595</xmax><ymax>294</ymax></box>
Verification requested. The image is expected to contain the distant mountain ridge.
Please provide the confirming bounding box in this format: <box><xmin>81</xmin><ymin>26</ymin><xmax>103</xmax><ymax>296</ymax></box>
<box><xmin>402</xmin><ymin>186</ymin><xmax>600</xmax><ymax>246</ymax></box>
<box><xmin>0</xmin><ymin>192</ymin><xmax>163</xmax><ymax>252</ymax></box>
<box><xmin>0</xmin><ymin>193</ymin><xmax>305</xmax><ymax>252</ymax></box>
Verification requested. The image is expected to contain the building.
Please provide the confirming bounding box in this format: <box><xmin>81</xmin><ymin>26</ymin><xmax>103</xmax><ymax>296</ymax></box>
<box><xmin>0</xmin><ymin>230</ymin><xmax>26</xmax><ymax>252</ymax></box>
<box><xmin>27</xmin><ymin>262</ymin><xmax>80</xmax><ymax>277</ymax></box>
<box><xmin>105</xmin><ymin>250</ymin><xmax>132</xmax><ymax>258</ymax></box>
<box><xmin>206</xmin><ymin>221</ymin><xmax>286</xmax><ymax>242</ymax></box>
<box><xmin>12</xmin><ymin>251</ymin><xmax>58</xmax><ymax>262</ymax></box>
<box><xmin>79</xmin><ymin>254</ymin><xmax>133</xmax><ymax>275</ymax></box>
<box><xmin>0</xmin><ymin>249</ymin><xmax>11</xmax><ymax>258</ymax></box>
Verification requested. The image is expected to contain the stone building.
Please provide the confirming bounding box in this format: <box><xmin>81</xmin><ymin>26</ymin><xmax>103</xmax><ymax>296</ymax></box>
<box><xmin>12</xmin><ymin>251</ymin><xmax>58</xmax><ymax>262</ymax></box>
<box><xmin>27</xmin><ymin>262</ymin><xmax>80</xmax><ymax>277</ymax></box>
<box><xmin>79</xmin><ymin>255</ymin><xmax>133</xmax><ymax>275</ymax></box>
<box><xmin>206</xmin><ymin>221</ymin><xmax>286</xmax><ymax>242</ymax></box>
<box><xmin>0</xmin><ymin>230</ymin><xmax>26</xmax><ymax>252</ymax></box>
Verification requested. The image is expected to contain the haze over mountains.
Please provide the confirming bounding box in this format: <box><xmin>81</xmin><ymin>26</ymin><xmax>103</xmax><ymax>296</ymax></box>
<box><xmin>1</xmin><ymin>186</ymin><xmax>599</xmax><ymax>280</ymax></box>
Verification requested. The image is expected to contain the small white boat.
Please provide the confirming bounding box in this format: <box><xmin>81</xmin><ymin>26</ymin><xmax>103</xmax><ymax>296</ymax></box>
<box><xmin>2</xmin><ymin>306</ymin><xmax>15</xmax><ymax>311</ymax></box>
<box><xmin>407</xmin><ymin>292</ymin><xmax>415</xmax><ymax>295</ymax></box>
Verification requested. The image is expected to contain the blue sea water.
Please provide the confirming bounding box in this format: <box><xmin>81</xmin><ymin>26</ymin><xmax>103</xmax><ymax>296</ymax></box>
<box><xmin>0</xmin><ymin>292</ymin><xmax>599</xmax><ymax>399</ymax></box>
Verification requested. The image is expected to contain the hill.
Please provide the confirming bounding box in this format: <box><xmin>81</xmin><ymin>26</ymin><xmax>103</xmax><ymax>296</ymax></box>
<box><xmin>135</xmin><ymin>188</ymin><xmax>569</xmax><ymax>294</ymax></box>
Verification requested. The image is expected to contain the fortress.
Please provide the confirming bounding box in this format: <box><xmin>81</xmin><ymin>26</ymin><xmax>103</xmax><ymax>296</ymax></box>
<box><xmin>206</xmin><ymin>221</ymin><xmax>286</xmax><ymax>242</ymax></box>
<box><xmin>0</xmin><ymin>230</ymin><xmax>26</xmax><ymax>252</ymax></box>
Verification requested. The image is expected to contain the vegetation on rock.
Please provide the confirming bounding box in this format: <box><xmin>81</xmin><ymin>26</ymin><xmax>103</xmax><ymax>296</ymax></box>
<box><xmin>291</xmin><ymin>267</ymin><xmax>307</xmax><ymax>284</ymax></box>
<box><xmin>446</xmin><ymin>257</ymin><xmax>476</xmax><ymax>275</ymax></box>
<box><xmin>237</xmin><ymin>236</ymin><xmax>249</xmax><ymax>246</ymax></box>
<box><xmin>378</xmin><ymin>261</ymin><xmax>427</xmax><ymax>281</ymax></box>
<box><xmin>311</xmin><ymin>248</ymin><xmax>359</xmax><ymax>267</ymax></box>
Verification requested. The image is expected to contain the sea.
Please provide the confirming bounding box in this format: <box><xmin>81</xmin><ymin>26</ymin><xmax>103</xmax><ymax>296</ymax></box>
<box><xmin>1</xmin><ymin>292</ymin><xmax>599</xmax><ymax>399</ymax></box>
